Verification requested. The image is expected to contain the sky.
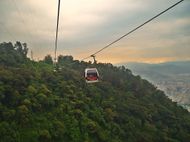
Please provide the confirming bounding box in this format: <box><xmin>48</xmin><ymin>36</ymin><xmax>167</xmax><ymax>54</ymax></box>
<box><xmin>0</xmin><ymin>0</ymin><xmax>189</xmax><ymax>64</ymax></box>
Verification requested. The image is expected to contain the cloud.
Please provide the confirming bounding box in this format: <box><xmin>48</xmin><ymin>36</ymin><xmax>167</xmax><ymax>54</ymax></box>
<box><xmin>0</xmin><ymin>0</ymin><xmax>189</xmax><ymax>63</ymax></box>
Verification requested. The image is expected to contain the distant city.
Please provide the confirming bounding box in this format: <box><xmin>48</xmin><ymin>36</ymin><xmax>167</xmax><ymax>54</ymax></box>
<box><xmin>118</xmin><ymin>61</ymin><xmax>190</xmax><ymax>111</ymax></box>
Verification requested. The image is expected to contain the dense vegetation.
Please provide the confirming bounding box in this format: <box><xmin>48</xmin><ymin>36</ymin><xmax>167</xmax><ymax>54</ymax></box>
<box><xmin>0</xmin><ymin>42</ymin><xmax>190</xmax><ymax>142</ymax></box>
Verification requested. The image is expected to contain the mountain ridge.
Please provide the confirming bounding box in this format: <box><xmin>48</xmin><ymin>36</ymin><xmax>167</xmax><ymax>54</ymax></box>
<box><xmin>1</xmin><ymin>42</ymin><xmax>190</xmax><ymax>142</ymax></box>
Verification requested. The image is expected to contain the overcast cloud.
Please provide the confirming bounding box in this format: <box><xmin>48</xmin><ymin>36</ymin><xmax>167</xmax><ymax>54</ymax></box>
<box><xmin>0</xmin><ymin>0</ymin><xmax>189</xmax><ymax>63</ymax></box>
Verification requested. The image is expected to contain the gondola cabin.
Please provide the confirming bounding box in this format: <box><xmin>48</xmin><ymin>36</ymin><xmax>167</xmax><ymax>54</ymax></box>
<box><xmin>84</xmin><ymin>68</ymin><xmax>99</xmax><ymax>83</ymax></box>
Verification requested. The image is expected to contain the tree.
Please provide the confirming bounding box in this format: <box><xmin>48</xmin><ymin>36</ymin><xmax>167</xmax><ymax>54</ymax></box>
<box><xmin>0</xmin><ymin>42</ymin><xmax>28</xmax><ymax>66</ymax></box>
<box><xmin>58</xmin><ymin>55</ymin><xmax>73</xmax><ymax>65</ymax></box>
<box><xmin>14</xmin><ymin>41</ymin><xmax>28</xmax><ymax>57</ymax></box>
<box><xmin>43</xmin><ymin>55</ymin><xmax>53</xmax><ymax>65</ymax></box>
<box><xmin>38</xmin><ymin>130</ymin><xmax>51</xmax><ymax>142</ymax></box>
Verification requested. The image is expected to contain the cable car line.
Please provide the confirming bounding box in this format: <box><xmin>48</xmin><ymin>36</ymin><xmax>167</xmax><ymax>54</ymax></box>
<box><xmin>81</xmin><ymin>0</ymin><xmax>184</xmax><ymax>61</ymax></box>
<box><xmin>54</xmin><ymin>0</ymin><xmax>61</xmax><ymax>64</ymax></box>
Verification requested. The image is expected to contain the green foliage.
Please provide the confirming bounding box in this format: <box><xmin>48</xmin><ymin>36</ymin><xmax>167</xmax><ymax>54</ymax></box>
<box><xmin>43</xmin><ymin>55</ymin><xmax>53</xmax><ymax>65</ymax></box>
<box><xmin>0</xmin><ymin>42</ymin><xmax>28</xmax><ymax>66</ymax></box>
<box><xmin>0</xmin><ymin>42</ymin><xmax>190</xmax><ymax>142</ymax></box>
<box><xmin>38</xmin><ymin>129</ymin><xmax>51</xmax><ymax>142</ymax></box>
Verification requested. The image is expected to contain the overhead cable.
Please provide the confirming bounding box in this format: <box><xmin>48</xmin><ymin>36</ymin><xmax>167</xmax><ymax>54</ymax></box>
<box><xmin>81</xmin><ymin>0</ymin><xmax>184</xmax><ymax>61</ymax></box>
<box><xmin>54</xmin><ymin>0</ymin><xmax>61</xmax><ymax>63</ymax></box>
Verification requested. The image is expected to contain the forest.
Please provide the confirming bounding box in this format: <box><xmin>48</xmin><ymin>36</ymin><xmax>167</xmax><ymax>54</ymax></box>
<box><xmin>0</xmin><ymin>42</ymin><xmax>190</xmax><ymax>142</ymax></box>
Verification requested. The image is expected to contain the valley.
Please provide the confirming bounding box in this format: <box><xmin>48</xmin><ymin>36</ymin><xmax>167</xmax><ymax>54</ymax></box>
<box><xmin>120</xmin><ymin>61</ymin><xmax>190</xmax><ymax>111</ymax></box>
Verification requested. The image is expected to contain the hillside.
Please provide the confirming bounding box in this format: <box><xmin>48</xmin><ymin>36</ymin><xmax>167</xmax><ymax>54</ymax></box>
<box><xmin>1</xmin><ymin>42</ymin><xmax>190</xmax><ymax>142</ymax></box>
<box><xmin>121</xmin><ymin>62</ymin><xmax>190</xmax><ymax>111</ymax></box>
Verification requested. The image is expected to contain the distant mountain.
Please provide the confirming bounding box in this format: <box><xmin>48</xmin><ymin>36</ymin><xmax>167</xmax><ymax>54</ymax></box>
<box><xmin>118</xmin><ymin>61</ymin><xmax>190</xmax><ymax>111</ymax></box>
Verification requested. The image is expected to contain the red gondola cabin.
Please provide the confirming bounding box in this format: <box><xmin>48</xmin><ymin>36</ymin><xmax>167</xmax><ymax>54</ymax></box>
<box><xmin>84</xmin><ymin>68</ymin><xmax>99</xmax><ymax>83</ymax></box>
